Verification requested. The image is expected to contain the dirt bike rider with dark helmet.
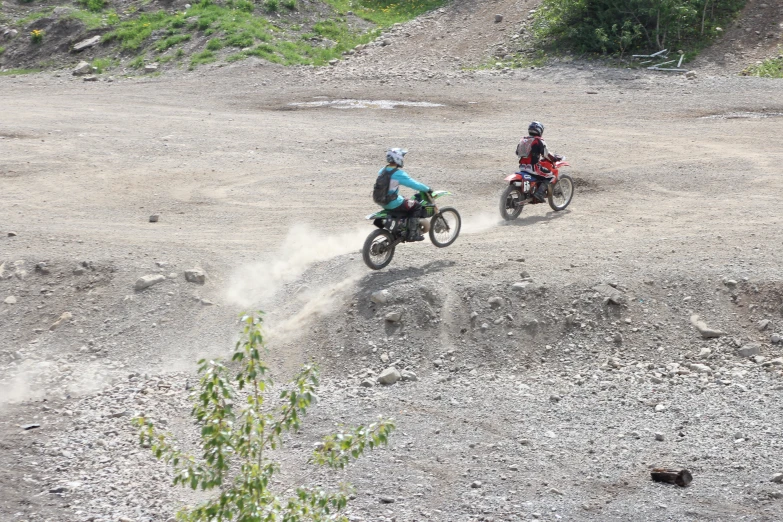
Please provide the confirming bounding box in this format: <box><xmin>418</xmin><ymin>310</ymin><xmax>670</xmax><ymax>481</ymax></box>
<box><xmin>372</xmin><ymin>148</ymin><xmax>432</xmax><ymax>242</ymax></box>
<box><xmin>516</xmin><ymin>121</ymin><xmax>563</xmax><ymax>203</ymax></box>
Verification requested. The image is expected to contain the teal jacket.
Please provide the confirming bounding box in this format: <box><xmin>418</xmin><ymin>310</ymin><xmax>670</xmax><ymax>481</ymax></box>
<box><xmin>377</xmin><ymin>166</ymin><xmax>430</xmax><ymax>209</ymax></box>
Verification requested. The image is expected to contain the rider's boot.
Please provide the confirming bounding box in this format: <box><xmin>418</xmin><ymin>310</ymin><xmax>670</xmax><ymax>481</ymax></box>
<box><xmin>407</xmin><ymin>218</ymin><xmax>425</xmax><ymax>241</ymax></box>
<box><xmin>533</xmin><ymin>181</ymin><xmax>548</xmax><ymax>203</ymax></box>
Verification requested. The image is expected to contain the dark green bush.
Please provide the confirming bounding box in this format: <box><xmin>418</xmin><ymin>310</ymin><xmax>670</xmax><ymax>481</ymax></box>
<box><xmin>533</xmin><ymin>0</ymin><xmax>746</xmax><ymax>55</ymax></box>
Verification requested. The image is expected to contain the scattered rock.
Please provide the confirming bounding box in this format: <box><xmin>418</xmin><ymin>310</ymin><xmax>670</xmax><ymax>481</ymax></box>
<box><xmin>511</xmin><ymin>282</ymin><xmax>530</xmax><ymax>291</ymax></box>
<box><xmin>144</xmin><ymin>63</ymin><xmax>159</xmax><ymax>73</ymax></box>
<box><xmin>690</xmin><ymin>314</ymin><xmax>725</xmax><ymax>338</ymax></box>
<box><xmin>380</xmin><ymin>352</ymin><xmax>390</xmax><ymax>364</ymax></box>
<box><xmin>72</xmin><ymin>61</ymin><xmax>94</xmax><ymax>76</ymax></box>
<box><xmin>49</xmin><ymin>312</ymin><xmax>73</xmax><ymax>331</ymax></box>
<box><xmin>370</xmin><ymin>289</ymin><xmax>390</xmax><ymax>304</ymax></box>
<box><xmin>471</xmin><ymin>480</ymin><xmax>482</xmax><ymax>488</ymax></box>
<box><xmin>83</xmin><ymin>75</ymin><xmax>98</xmax><ymax>82</ymax></box>
<box><xmin>72</xmin><ymin>35</ymin><xmax>101</xmax><ymax>52</ymax></box>
<box><xmin>400</xmin><ymin>369</ymin><xmax>418</xmax><ymax>382</ymax></box>
<box><xmin>377</xmin><ymin>367</ymin><xmax>401</xmax><ymax>385</ymax></box>
<box><xmin>184</xmin><ymin>268</ymin><xmax>206</xmax><ymax>285</ymax></box>
<box><xmin>685</xmin><ymin>71</ymin><xmax>697</xmax><ymax>80</ymax></box>
<box><xmin>488</xmin><ymin>296</ymin><xmax>503</xmax><ymax>308</ymax></box>
<box><xmin>379</xmin><ymin>495</ymin><xmax>395</xmax><ymax>503</ymax></box>
<box><xmin>494</xmin><ymin>14</ymin><xmax>503</xmax><ymax>23</ymax></box>
<box><xmin>328</xmin><ymin>59</ymin><xmax>339</xmax><ymax>65</ymax></box>
<box><xmin>736</xmin><ymin>343</ymin><xmax>761</xmax><ymax>358</ymax></box>
<box><xmin>688</xmin><ymin>363</ymin><xmax>712</xmax><ymax>374</ymax></box>
<box><xmin>655</xmin><ymin>404</ymin><xmax>667</xmax><ymax>412</ymax></box>
<box><xmin>4</xmin><ymin>296</ymin><xmax>17</xmax><ymax>305</ymax></box>
<box><xmin>758</xmin><ymin>319</ymin><xmax>770</xmax><ymax>331</ymax></box>
<box><xmin>593</xmin><ymin>284</ymin><xmax>625</xmax><ymax>305</ymax></box>
<box><xmin>771</xmin><ymin>473</ymin><xmax>783</xmax><ymax>484</ymax></box>
<box><xmin>655</xmin><ymin>432</ymin><xmax>665</xmax><ymax>441</ymax></box>
<box><xmin>771</xmin><ymin>333</ymin><xmax>781</xmax><ymax>344</ymax></box>
<box><xmin>7</xmin><ymin>231</ymin><xmax>17</xmax><ymax>237</ymax></box>
<box><xmin>762</xmin><ymin>358</ymin><xmax>783</xmax><ymax>367</ymax></box>
<box><xmin>433</xmin><ymin>358</ymin><xmax>443</xmax><ymax>368</ymax></box>
<box><xmin>360</xmin><ymin>378</ymin><xmax>374</xmax><ymax>388</ymax></box>
<box><xmin>135</xmin><ymin>274</ymin><xmax>166</xmax><ymax>291</ymax></box>
<box><xmin>385</xmin><ymin>311</ymin><xmax>402</xmax><ymax>323</ymax></box>
<box><xmin>149</xmin><ymin>214</ymin><xmax>159</xmax><ymax>223</ymax></box>
<box><xmin>21</xmin><ymin>424</ymin><xmax>40</xmax><ymax>430</ymax></box>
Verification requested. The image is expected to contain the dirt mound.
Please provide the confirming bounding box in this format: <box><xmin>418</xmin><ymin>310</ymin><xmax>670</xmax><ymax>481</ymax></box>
<box><xmin>693</xmin><ymin>0</ymin><xmax>783</xmax><ymax>74</ymax></box>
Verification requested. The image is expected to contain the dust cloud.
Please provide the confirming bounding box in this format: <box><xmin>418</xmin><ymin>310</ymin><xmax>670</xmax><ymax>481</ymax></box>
<box><xmin>225</xmin><ymin>224</ymin><xmax>367</xmax><ymax>308</ymax></box>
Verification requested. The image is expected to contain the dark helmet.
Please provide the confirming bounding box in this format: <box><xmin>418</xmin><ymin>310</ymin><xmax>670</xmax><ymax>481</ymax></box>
<box><xmin>528</xmin><ymin>121</ymin><xmax>544</xmax><ymax>137</ymax></box>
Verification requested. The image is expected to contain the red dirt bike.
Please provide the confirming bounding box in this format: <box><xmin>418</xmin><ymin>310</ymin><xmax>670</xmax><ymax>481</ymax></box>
<box><xmin>499</xmin><ymin>158</ymin><xmax>574</xmax><ymax>220</ymax></box>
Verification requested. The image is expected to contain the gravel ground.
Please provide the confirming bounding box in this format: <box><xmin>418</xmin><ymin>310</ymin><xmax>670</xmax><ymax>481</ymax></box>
<box><xmin>2</xmin><ymin>1</ymin><xmax>783</xmax><ymax>521</ymax></box>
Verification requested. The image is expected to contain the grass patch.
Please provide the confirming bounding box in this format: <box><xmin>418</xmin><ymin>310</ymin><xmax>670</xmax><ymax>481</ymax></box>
<box><xmin>206</xmin><ymin>38</ymin><xmax>223</xmax><ymax>51</ymax></box>
<box><xmin>324</xmin><ymin>0</ymin><xmax>449</xmax><ymax>26</ymax></box>
<box><xmin>67</xmin><ymin>9</ymin><xmax>117</xmax><ymax>30</ymax></box>
<box><xmin>283</xmin><ymin>0</ymin><xmax>297</xmax><ymax>10</ymax></box>
<box><xmin>742</xmin><ymin>55</ymin><xmax>783</xmax><ymax>78</ymax></box>
<box><xmin>128</xmin><ymin>55</ymin><xmax>145</xmax><ymax>68</ymax></box>
<box><xmin>0</xmin><ymin>68</ymin><xmax>41</xmax><ymax>76</ymax></box>
<box><xmin>156</xmin><ymin>33</ymin><xmax>191</xmax><ymax>52</ymax></box>
<box><xmin>15</xmin><ymin>8</ymin><xmax>54</xmax><ymax>28</ymax></box>
<box><xmin>91</xmin><ymin>57</ymin><xmax>117</xmax><ymax>73</ymax></box>
<box><xmin>0</xmin><ymin>46</ymin><xmax>5</xmax><ymax>55</ymax></box>
<box><xmin>190</xmin><ymin>49</ymin><xmax>216</xmax><ymax>67</ymax></box>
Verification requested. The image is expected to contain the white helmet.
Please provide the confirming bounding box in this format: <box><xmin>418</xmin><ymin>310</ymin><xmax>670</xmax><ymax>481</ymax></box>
<box><xmin>386</xmin><ymin>148</ymin><xmax>407</xmax><ymax>167</ymax></box>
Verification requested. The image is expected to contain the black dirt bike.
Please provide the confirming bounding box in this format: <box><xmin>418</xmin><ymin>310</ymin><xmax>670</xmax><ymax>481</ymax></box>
<box><xmin>362</xmin><ymin>191</ymin><xmax>461</xmax><ymax>270</ymax></box>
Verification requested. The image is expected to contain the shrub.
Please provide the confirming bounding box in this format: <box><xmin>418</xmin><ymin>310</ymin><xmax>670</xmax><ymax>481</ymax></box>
<box><xmin>134</xmin><ymin>313</ymin><xmax>395</xmax><ymax>521</ymax></box>
<box><xmin>30</xmin><ymin>29</ymin><xmax>44</xmax><ymax>44</ymax></box>
<box><xmin>206</xmin><ymin>37</ymin><xmax>223</xmax><ymax>51</ymax></box>
<box><xmin>283</xmin><ymin>0</ymin><xmax>297</xmax><ymax>10</ymax></box>
<box><xmin>533</xmin><ymin>0</ymin><xmax>746</xmax><ymax>55</ymax></box>
<box><xmin>264</xmin><ymin>0</ymin><xmax>279</xmax><ymax>13</ymax></box>
<box><xmin>79</xmin><ymin>0</ymin><xmax>108</xmax><ymax>13</ymax></box>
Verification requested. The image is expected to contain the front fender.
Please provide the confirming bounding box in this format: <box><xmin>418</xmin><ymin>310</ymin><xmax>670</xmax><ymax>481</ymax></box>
<box><xmin>504</xmin><ymin>173</ymin><xmax>523</xmax><ymax>182</ymax></box>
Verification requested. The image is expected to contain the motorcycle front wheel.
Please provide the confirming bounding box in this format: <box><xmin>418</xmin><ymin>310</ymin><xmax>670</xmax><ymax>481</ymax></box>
<box><xmin>548</xmin><ymin>174</ymin><xmax>574</xmax><ymax>211</ymax></box>
<box><xmin>362</xmin><ymin>229</ymin><xmax>396</xmax><ymax>270</ymax></box>
<box><xmin>500</xmin><ymin>185</ymin><xmax>524</xmax><ymax>221</ymax></box>
<box><xmin>429</xmin><ymin>207</ymin><xmax>461</xmax><ymax>247</ymax></box>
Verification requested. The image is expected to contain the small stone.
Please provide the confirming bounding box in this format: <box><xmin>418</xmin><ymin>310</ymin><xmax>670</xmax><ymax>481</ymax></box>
<box><xmin>49</xmin><ymin>311</ymin><xmax>73</xmax><ymax>331</ymax></box>
<box><xmin>82</xmin><ymin>75</ymin><xmax>98</xmax><ymax>82</ymax></box>
<box><xmin>480</xmin><ymin>322</ymin><xmax>489</xmax><ymax>332</ymax></box>
<box><xmin>380</xmin><ymin>353</ymin><xmax>390</xmax><ymax>363</ymax></box>
<box><xmin>135</xmin><ymin>274</ymin><xmax>166</xmax><ymax>291</ymax></box>
<box><xmin>73</xmin><ymin>267</ymin><xmax>85</xmax><ymax>275</ymax></box>
<box><xmin>370</xmin><ymin>290</ymin><xmax>389</xmax><ymax>304</ymax></box>
<box><xmin>7</xmin><ymin>231</ymin><xmax>17</xmax><ymax>237</ymax></box>
<box><xmin>385</xmin><ymin>311</ymin><xmax>402</xmax><ymax>323</ymax></box>
<box><xmin>771</xmin><ymin>473</ymin><xmax>783</xmax><ymax>484</ymax></box>
<box><xmin>494</xmin><ymin>14</ymin><xmax>503</xmax><ymax>23</ymax></box>
<box><xmin>549</xmin><ymin>395</ymin><xmax>561</xmax><ymax>403</ymax></box>
<box><xmin>72</xmin><ymin>61</ymin><xmax>92</xmax><ymax>75</ymax></box>
<box><xmin>771</xmin><ymin>333</ymin><xmax>781</xmax><ymax>344</ymax></box>
<box><xmin>511</xmin><ymin>282</ymin><xmax>530</xmax><ymax>291</ymax></box>
<box><xmin>184</xmin><ymin>268</ymin><xmax>206</xmax><ymax>284</ymax></box>
<box><xmin>433</xmin><ymin>358</ymin><xmax>443</xmax><ymax>368</ymax></box>
<box><xmin>328</xmin><ymin>59</ymin><xmax>339</xmax><ymax>65</ymax></box>
<box><xmin>593</xmin><ymin>284</ymin><xmax>625</xmax><ymax>305</ymax></box>
<box><xmin>377</xmin><ymin>367</ymin><xmax>401</xmax><ymax>385</ymax></box>
<box><xmin>736</xmin><ymin>343</ymin><xmax>761</xmax><ymax>358</ymax></box>
<box><xmin>690</xmin><ymin>314</ymin><xmax>725</xmax><ymax>338</ymax></box>
<box><xmin>655</xmin><ymin>404</ymin><xmax>667</xmax><ymax>412</ymax></box>
<box><xmin>758</xmin><ymin>319</ymin><xmax>771</xmax><ymax>331</ymax></box>
<box><xmin>400</xmin><ymin>369</ymin><xmax>418</xmax><ymax>382</ymax></box>
<box><xmin>698</xmin><ymin>347</ymin><xmax>712</xmax><ymax>358</ymax></box>
<box><xmin>762</xmin><ymin>357</ymin><xmax>783</xmax><ymax>367</ymax></box>
<box><xmin>488</xmin><ymin>296</ymin><xmax>503</xmax><ymax>308</ymax></box>
<box><xmin>685</xmin><ymin>70</ymin><xmax>697</xmax><ymax>80</ymax></box>
<box><xmin>689</xmin><ymin>363</ymin><xmax>712</xmax><ymax>374</ymax></box>
<box><xmin>4</xmin><ymin>296</ymin><xmax>17</xmax><ymax>305</ymax></box>
<box><xmin>149</xmin><ymin>214</ymin><xmax>159</xmax><ymax>223</ymax></box>
<box><xmin>613</xmin><ymin>332</ymin><xmax>623</xmax><ymax>344</ymax></box>
<box><xmin>379</xmin><ymin>496</ymin><xmax>395</xmax><ymax>504</ymax></box>
<box><xmin>655</xmin><ymin>432</ymin><xmax>665</xmax><ymax>441</ymax></box>
<box><xmin>72</xmin><ymin>35</ymin><xmax>101</xmax><ymax>51</ymax></box>
<box><xmin>471</xmin><ymin>480</ymin><xmax>482</xmax><ymax>488</ymax></box>
<box><xmin>360</xmin><ymin>378</ymin><xmax>374</xmax><ymax>388</ymax></box>
<box><xmin>144</xmin><ymin>63</ymin><xmax>159</xmax><ymax>73</ymax></box>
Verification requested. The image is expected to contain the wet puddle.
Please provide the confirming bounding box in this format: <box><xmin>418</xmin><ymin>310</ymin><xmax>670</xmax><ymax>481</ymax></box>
<box><xmin>288</xmin><ymin>99</ymin><xmax>444</xmax><ymax>110</ymax></box>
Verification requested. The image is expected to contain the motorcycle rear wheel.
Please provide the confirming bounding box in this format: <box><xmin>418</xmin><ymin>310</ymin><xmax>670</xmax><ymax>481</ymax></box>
<box><xmin>429</xmin><ymin>207</ymin><xmax>461</xmax><ymax>247</ymax></box>
<box><xmin>548</xmin><ymin>174</ymin><xmax>574</xmax><ymax>211</ymax></box>
<box><xmin>500</xmin><ymin>185</ymin><xmax>524</xmax><ymax>221</ymax></box>
<box><xmin>362</xmin><ymin>229</ymin><xmax>396</xmax><ymax>270</ymax></box>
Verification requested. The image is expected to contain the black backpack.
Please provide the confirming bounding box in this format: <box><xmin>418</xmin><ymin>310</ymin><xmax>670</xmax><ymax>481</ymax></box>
<box><xmin>372</xmin><ymin>167</ymin><xmax>398</xmax><ymax>205</ymax></box>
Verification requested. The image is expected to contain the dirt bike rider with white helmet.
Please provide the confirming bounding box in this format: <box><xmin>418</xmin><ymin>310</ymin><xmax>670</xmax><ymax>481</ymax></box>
<box><xmin>516</xmin><ymin>121</ymin><xmax>563</xmax><ymax>203</ymax></box>
<box><xmin>372</xmin><ymin>148</ymin><xmax>432</xmax><ymax>242</ymax></box>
